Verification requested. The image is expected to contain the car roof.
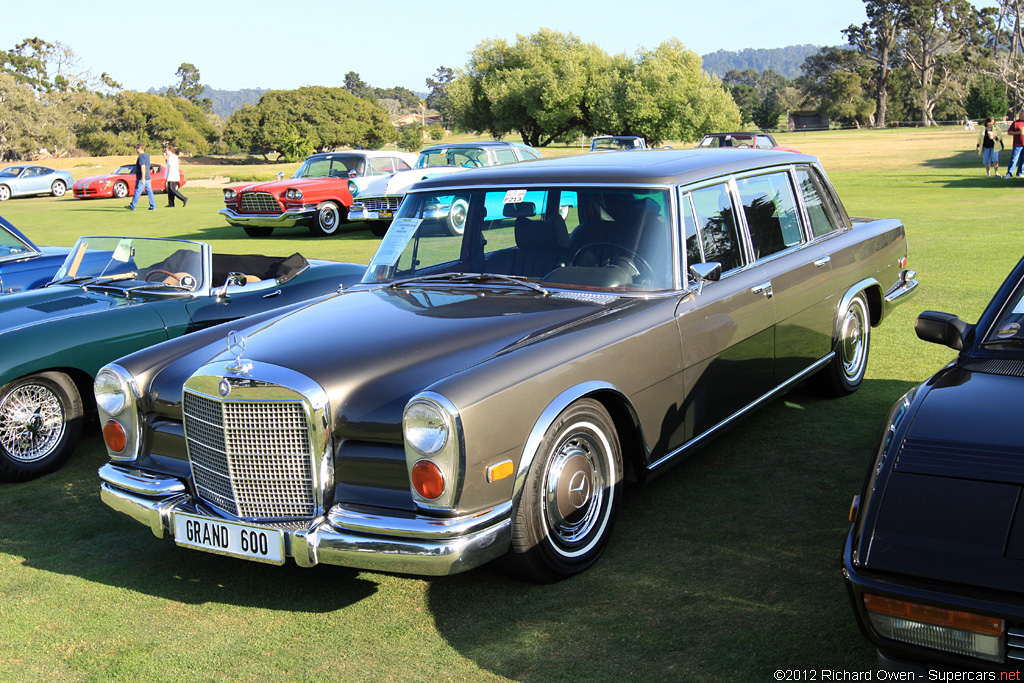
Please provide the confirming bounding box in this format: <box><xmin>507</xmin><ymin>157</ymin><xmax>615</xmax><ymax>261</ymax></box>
<box><xmin>305</xmin><ymin>150</ymin><xmax>406</xmax><ymax>159</ymax></box>
<box><xmin>421</xmin><ymin>140</ymin><xmax>529</xmax><ymax>151</ymax></box>
<box><xmin>409</xmin><ymin>149</ymin><xmax>819</xmax><ymax>190</ymax></box>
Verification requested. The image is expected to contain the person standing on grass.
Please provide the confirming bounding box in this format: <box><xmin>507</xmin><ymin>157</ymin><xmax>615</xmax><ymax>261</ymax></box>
<box><xmin>163</xmin><ymin>144</ymin><xmax>188</xmax><ymax>208</ymax></box>
<box><xmin>125</xmin><ymin>142</ymin><xmax>155</xmax><ymax>210</ymax></box>
<box><xmin>977</xmin><ymin>117</ymin><xmax>1004</xmax><ymax>177</ymax></box>
<box><xmin>1006</xmin><ymin>110</ymin><xmax>1024</xmax><ymax>178</ymax></box>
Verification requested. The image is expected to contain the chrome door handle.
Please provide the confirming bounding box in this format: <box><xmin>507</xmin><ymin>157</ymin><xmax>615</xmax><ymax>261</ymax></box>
<box><xmin>751</xmin><ymin>282</ymin><xmax>773</xmax><ymax>299</ymax></box>
<box><xmin>262</xmin><ymin>289</ymin><xmax>283</xmax><ymax>299</ymax></box>
<box><xmin>814</xmin><ymin>257</ymin><xmax>831</xmax><ymax>268</ymax></box>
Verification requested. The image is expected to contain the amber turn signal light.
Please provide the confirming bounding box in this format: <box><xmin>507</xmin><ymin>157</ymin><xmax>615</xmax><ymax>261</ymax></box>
<box><xmin>864</xmin><ymin>593</ymin><xmax>1002</xmax><ymax>635</ymax></box>
<box><xmin>411</xmin><ymin>460</ymin><xmax>445</xmax><ymax>500</ymax></box>
<box><xmin>102</xmin><ymin>420</ymin><xmax>127</xmax><ymax>453</ymax></box>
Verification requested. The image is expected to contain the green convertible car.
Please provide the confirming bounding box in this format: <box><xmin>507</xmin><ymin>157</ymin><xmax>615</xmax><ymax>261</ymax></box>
<box><xmin>0</xmin><ymin>235</ymin><xmax>365</xmax><ymax>482</ymax></box>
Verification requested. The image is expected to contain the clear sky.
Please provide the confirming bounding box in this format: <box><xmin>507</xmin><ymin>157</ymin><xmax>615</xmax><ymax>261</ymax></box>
<box><xmin>5</xmin><ymin>0</ymin><xmax>876</xmax><ymax>93</ymax></box>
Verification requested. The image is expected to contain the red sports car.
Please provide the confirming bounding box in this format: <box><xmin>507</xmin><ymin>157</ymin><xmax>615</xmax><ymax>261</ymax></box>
<box><xmin>72</xmin><ymin>163</ymin><xmax>186</xmax><ymax>200</ymax></box>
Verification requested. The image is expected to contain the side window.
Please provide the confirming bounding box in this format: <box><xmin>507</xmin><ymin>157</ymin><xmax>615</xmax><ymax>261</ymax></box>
<box><xmin>394</xmin><ymin>158</ymin><xmax>412</xmax><ymax>172</ymax></box>
<box><xmin>796</xmin><ymin>167</ymin><xmax>840</xmax><ymax>238</ymax></box>
<box><xmin>493</xmin><ymin>149</ymin><xmax>518</xmax><ymax>165</ymax></box>
<box><xmin>369</xmin><ymin>157</ymin><xmax>394</xmax><ymax>175</ymax></box>
<box><xmin>735</xmin><ymin>171</ymin><xmax>803</xmax><ymax>260</ymax></box>
<box><xmin>688</xmin><ymin>183</ymin><xmax>744</xmax><ymax>272</ymax></box>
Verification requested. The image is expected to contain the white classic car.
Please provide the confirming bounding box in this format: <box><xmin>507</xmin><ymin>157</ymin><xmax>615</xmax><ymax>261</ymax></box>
<box><xmin>347</xmin><ymin>141</ymin><xmax>542</xmax><ymax>236</ymax></box>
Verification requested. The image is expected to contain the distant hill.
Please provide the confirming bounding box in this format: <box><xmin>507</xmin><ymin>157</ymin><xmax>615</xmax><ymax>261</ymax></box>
<box><xmin>701</xmin><ymin>45</ymin><xmax>824</xmax><ymax>80</ymax></box>
<box><xmin>147</xmin><ymin>86</ymin><xmax>269</xmax><ymax>119</ymax></box>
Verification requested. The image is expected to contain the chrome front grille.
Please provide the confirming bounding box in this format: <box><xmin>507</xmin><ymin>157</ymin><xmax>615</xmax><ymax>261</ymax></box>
<box><xmin>240</xmin><ymin>191</ymin><xmax>282</xmax><ymax>214</ymax></box>
<box><xmin>361</xmin><ymin>196</ymin><xmax>401</xmax><ymax>212</ymax></box>
<box><xmin>183</xmin><ymin>390</ymin><xmax>316</xmax><ymax>519</ymax></box>
<box><xmin>1008</xmin><ymin>624</ymin><xmax>1024</xmax><ymax>661</ymax></box>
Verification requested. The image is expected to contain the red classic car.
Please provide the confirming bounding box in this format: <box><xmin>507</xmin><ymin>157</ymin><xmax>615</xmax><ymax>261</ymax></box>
<box><xmin>220</xmin><ymin>150</ymin><xmax>418</xmax><ymax>237</ymax></box>
<box><xmin>72</xmin><ymin>163</ymin><xmax>186</xmax><ymax>199</ymax></box>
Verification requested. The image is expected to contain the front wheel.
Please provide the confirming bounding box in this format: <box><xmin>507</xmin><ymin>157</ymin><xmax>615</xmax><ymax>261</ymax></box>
<box><xmin>308</xmin><ymin>201</ymin><xmax>344</xmax><ymax>236</ymax></box>
<box><xmin>0</xmin><ymin>372</ymin><xmax>83</xmax><ymax>482</ymax></box>
<box><xmin>368</xmin><ymin>220</ymin><xmax>391</xmax><ymax>237</ymax></box>
<box><xmin>243</xmin><ymin>226</ymin><xmax>274</xmax><ymax>238</ymax></box>
<box><xmin>50</xmin><ymin>180</ymin><xmax>67</xmax><ymax>197</ymax></box>
<box><xmin>500</xmin><ymin>399</ymin><xmax>622</xmax><ymax>583</ymax></box>
<box><xmin>810</xmin><ymin>292</ymin><xmax>871</xmax><ymax>397</ymax></box>
<box><xmin>113</xmin><ymin>181</ymin><xmax>128</xmax><ymax>199</ymax></box>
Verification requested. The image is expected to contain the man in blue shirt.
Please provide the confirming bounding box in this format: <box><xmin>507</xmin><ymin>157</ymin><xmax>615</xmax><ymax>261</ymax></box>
<box><xmin>126</xmin><ymin>142</ymin><xmax>155</xmax><ymax>210</ymax></box>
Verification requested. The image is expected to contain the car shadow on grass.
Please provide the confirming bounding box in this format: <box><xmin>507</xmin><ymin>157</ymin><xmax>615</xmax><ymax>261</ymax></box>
<box><xmin>0</xmin><ymin>428</ymin><xmax>378</xmax><ymax>614</ymax></box>
<box><xmin>425</xmin><ymin>378</ymin><xmax>918</xmax><ymax>682</ymax></box>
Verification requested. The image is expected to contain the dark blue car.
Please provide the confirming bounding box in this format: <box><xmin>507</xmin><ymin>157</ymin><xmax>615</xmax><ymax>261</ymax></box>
<box><xmin>0</xmin><ymin>216</ymin><xmax>81</xmax><ymax>294</ymax></box>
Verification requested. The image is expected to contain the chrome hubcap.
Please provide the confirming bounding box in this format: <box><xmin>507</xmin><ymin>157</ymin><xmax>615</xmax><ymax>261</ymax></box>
<box><xmin>544</xmin><ymin>432</ymin><xmax>606</xmax><ymax>549</ymax></box>
<box><xmin>841</xmin><ymin>303</ymin><xmax>867</xmax><ymax>379</ymax></box>
<box><xmin>0</xmin><ymin>383</ymin><xmax>65</xmax><ymax>462</ymax></box>
<box><xmin>449</xmin><ymin>203</ymin><xmax>467</xmax><ymax>233</ymax></box>
<box><xmin>320</xmin><ymin>207</ymin><xmax>337</xmax><ymax>230</ymax></box>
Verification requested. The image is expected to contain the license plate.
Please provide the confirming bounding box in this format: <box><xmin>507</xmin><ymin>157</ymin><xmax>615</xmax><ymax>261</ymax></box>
<box><xmin>173</xmin><ymin>513</ymin><xmax>285</xmax><ymax>565</ymax></box>
<box><xmin>378</xmin><ymin>210</ymin><xmax>393</xmax><ymax>219</ymax></box>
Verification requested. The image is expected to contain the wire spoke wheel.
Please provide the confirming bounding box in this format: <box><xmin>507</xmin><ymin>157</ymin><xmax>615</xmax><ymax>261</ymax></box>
<box><xmin>0</xmin><ymin>381</ymin><xmax>66</xmax><ymax>463</ymax></box>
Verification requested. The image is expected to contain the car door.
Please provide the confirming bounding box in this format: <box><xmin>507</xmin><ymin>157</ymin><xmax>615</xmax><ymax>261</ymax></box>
<box><xmin>19</xmin><ymin>167</ymin><xmax>49</xmax><ymax>196</ymax></box>
<box><xmin>675</xmin><ymin>179</ymin><xmax>775</xmax><ymax>443</ymax></box>
<box><xmin>734</xmin><ymin>168</ymin><xmax>835</xmax><ymax>384</ymax></box>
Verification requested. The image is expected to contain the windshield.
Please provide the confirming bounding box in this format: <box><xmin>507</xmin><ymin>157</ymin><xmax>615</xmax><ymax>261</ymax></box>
<box><xmin>0</xmin><ymin>221</ymin><xmax>34</xmax><ymax>259</ymax></box>
<box><xmin>416</xmin><ymin>148</ymin><xmax>488</xmax><ymax>169</ymax></box>
<box><xmin>114</xmin><ymin>165</ymin><xmax>135</xmax><ymax>175</ymax></box>
<box><xmin>591</xmin><ymin>138</ymin><xmax>642</xmax><ymax>151</ymax></box>
<box><xmin>363</xmin><ymin>186</ymin><xmax>674</xmax><ymax>293</ymax></box>
<box><xmin>51</xmin><ymin>237</ymin><xmax>205</xmax><ymax>292</ymax></box>
<box><xmin>294</xmin><ymin>155</ymin><xmax>365</xmax><ymax>179</ymax></box>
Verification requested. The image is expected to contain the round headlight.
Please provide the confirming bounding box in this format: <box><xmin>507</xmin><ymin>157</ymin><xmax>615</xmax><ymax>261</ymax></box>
<box><xmin>223</xmin><ymin>189</ymin><xmax>236</xmax><ymax>201</ymax></box>
<box><xmin>347</xmin><ymin>180</ymin><xmax>358</xmax><ymax>197</ymax></box>
<box><xmin>404</xmin><ymin>401</ymin><xmax>448</xmax><ymax>455</ymax></box>
<box><xmin>286</xmin><ymin>188</ymin><xmax>303</xmax><ymax>200</ymax></box>
<box><xmin>94</xmin><ymin>370</ymin><xmax>127</xmax><ymax>416</ymax></box>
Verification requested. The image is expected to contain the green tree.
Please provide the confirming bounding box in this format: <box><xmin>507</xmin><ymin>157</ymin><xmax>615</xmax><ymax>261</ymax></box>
<box><xmin>450</xmin><ymin>29</ymin><xmax>610</xmax><ymax>146</ymax></box>
<box><xmin>398</xmin><ymin>127</ymin><xmax>424</xmax><ymax>152</ymax></box>
<box><xmin>223</xmin><ymin>86</ymin><xmax>397</xmax><ymax>159</ymax></box>
<box><xmin>751</xmin><ymin>92</ymin><xmax>784</xmax><ymax>130</ymax></box>
<box><xmin>344</xmin><ymin>72</ymin><xmax>373</xmax><ymax>100</ymax></box>
<box><xmin>77</xmin><ymin>91</ymin><xmax>218</xmax><ymax>156</ymax></box>
<box><xmin>166</xmin><ymin>62</ymin><xmax>212</xmax><ymax>112</ymax></box>
<box><xmin>597</xmin><ymin>39</ymin><xmax>741</xmax><ymax>145</ymax></box>
<box><xmin>796</xmin><ymin>46</ymin><xmax>876</xmax><ymax>125</ymax></box>
<box><xmin>425</xmin><ymin>66</ymin><xmax>457</xmax><ymax>128</ymax></box>
<box><xmin>844</xmin><ymin>1</ymin><xmax>916</xmax><ymax>127</ymax></box>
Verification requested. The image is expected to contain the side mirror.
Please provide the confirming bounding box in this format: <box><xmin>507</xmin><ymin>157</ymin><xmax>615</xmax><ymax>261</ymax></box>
<box><xmin>216</xmin><ymin>272</ymin><xmax>247</xmax><ymax>299</ymax></box>
<box><xmin>689</xmin><ymin>262</ymin><xmax>722</xmax><ymax>295</ymax></box>
<box><xmin>915</xmin><ymin>310</ymin><xmax>972</xmax><ymax>350</ymax></box>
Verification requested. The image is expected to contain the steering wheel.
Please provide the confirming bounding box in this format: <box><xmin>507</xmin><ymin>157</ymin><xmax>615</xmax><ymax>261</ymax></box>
<box><xmin>145</xmin><ymin>269</ymin><xmax>179</xmax><ymax>283</ymax></box>
<box><xmin>462</xmin><ymin>159</ymin><xmax>483</xmax><ymax>168</ymax></box>
<box><xmin>573</xmin><ymin>242</ymin><xmax>653</xmax><ymax>278</ymax></box>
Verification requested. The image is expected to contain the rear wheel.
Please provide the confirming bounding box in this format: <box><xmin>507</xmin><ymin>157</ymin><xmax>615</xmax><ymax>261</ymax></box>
<box><xmin>308</xmin><ymin>201</ymin><xmax>344</xmax><ymax>236</ymax></box>
<box><xmin>0</xmin><ymin>185</ymin><xmax>10</xmax><ymax>201</ymax></box>
<box><xmin>0</xmin><ymin>372</ymin><xmax>83</xmax><ymax>482</ymax></box>
<box><xmin>810</xmin><ymin>292</ymin><xmax>871</xmax><ymax>397</ymax></box>
<box><xmin>50</xmin><ymin>180</ymin><xmax>67</xmax><ymax>197</ymax></box>
<box><xmin>500</xmin><ymin>399</ymin><xmax>622</xmax><ymax>583</ymax></box>
<box><xmin>243</xmin><ymin>226</ymin><xmax>274</xmax><ymax>237</ymax></box>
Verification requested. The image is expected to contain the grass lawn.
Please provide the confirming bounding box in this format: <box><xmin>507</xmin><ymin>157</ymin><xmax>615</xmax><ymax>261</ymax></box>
<box><xmin>0</xmin><ymin>126</ymin><xmax>1019</xmax><ymax>682</ymax></box>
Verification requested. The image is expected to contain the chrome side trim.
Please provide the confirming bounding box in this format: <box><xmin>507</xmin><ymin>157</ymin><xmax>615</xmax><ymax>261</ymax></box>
<box><xmin>647</xmin><ymin>353</ymin><xmax>834</xmax><ymax>474</ymax></box>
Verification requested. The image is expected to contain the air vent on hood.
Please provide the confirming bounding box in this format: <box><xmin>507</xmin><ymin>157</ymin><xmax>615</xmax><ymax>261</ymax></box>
<box><xmin>960</xmin><ymin>357</ymin><xmax>1024</xmax><ymax>378</ymax></box>
<box><xmin>896</xmin><ymin>437</ymin><xmax>1024</xmax><ymax>484</ymax></box>
<box><xmin>27</xmin><ymin>296</ymin><xmax>96</xmax><ymax>313</ymax></box>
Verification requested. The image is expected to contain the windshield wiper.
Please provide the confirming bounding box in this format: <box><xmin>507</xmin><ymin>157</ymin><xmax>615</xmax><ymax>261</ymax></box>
<box><xmin>44</xmin><ymin>275</ymin><xmax>99</xmax><ymax>287</ymax></box>
<box><xmin>386</xmin><ymin>272</ymin><xmax>548</xmax><ymax>295</ymax></box>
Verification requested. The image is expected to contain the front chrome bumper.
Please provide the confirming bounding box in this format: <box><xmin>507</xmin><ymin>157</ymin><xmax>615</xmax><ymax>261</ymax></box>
<box><xmin>219</xmin><ymin>206</ymin><xmax>315</xmax><ymax>228</ymax></box>
<box><xmin>99</xmin><ymin>463</ymin><xmax>512</xmax><ymax>576</ymax></box>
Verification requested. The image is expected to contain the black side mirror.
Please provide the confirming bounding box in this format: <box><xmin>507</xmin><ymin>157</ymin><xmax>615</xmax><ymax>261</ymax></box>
<box><xmin>915</xmin><ymin>310</ymin><xmax>973</xmax><ymax>350</ymax></box>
